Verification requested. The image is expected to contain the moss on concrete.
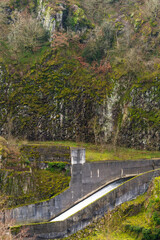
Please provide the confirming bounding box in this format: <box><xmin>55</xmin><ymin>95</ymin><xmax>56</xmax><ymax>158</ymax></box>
<box><xmin>22</xmin><ymin>141</ymin><xmax>160</xmax><ymax>162</ymax></box>
<box><xmin>0</xmin><ymin>169</ymin><xmax>70</xmax><ymax>209</ymax></box>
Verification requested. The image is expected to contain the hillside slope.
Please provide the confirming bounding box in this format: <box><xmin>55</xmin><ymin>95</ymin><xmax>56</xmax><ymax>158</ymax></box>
<box><xmin>0</xmin><ymin>0</ymin><xmax>159</xmax><ymax>150</ymax></box>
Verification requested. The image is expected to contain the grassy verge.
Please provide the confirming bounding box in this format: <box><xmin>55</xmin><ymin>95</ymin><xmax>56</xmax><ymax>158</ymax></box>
<box><xmin>22</xmin><ymin>141</ymin><xmax>160</xmax><ymax>161</ymax></box>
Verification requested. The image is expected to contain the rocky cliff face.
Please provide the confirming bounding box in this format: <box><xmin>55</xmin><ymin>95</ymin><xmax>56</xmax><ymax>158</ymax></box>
<box><xmin>37</xmin><ymin>0</ymin><xmax>63</xmax><ymax>34</ymax></box>
<box><xmin>117</xmin><ymin>82</ymin><xmax>160</xmax><ymax>150</ymax></box>
<box><xmin>95</xmin><ymin>83</ymin><xmax>120</xmax><ymax>144</ymax></box>
<box><xmin>37</xmin><ymin>0</ymin><xmax>92</xmax><ymax>35</ymax></box>
<box><xmin>96</xmin><ymin>80</ymin><xmax>160</xmax><ymax>150</ymax></box>
<box><xmin>0</xmin><ymin>0</ymin><xmax>159</xmax><ymax>150</ymax></box>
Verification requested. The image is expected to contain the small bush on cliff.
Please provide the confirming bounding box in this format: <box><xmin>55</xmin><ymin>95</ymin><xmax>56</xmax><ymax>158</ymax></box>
<box><xmin>8</xmin><ymin>11</ymin><xmax>48</xmax><ymax>57</ymax></box>
<box><xmin>0</xmin><ymin>136</ymin><xmax>30</xmax><ymax>170</ymax></box>
<box><xmin>82</xmin><ymin>21</ymin><xmax>115</xmax><ymax>63</ymax></box>
<box><xmin>47</xmin><ymin>162</ymin><xmax>67</xmax><ymax>172</ymax></box>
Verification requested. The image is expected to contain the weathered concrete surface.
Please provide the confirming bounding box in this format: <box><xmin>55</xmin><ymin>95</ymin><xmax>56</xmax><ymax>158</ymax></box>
<box><xmin>16</xmin><ymin>169</ymin><xmax>160</xmax><ymax>239</ymax></box>
<box><xmin>20</xmin><ymin>145</ymin><xmax>85</xmax><ymax>168</ymax></box>
<box><xmin>70</xmin><ymin>148</ymin><xmax>85</xmax><ymax>165</ymax></box>
<box><xmin>5</xmin><ymin>158</ymin><xmax>160</xmax><ymax>225</ymax></box>
<box><xmin>20</xmin><ymin>145</ymin><xmax>71</xmax><ymax>168</ymax></box>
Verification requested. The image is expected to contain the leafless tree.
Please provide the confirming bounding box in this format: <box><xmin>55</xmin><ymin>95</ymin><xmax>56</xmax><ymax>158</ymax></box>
<box><xmin>0</xmin><ymin>196</ymin><xmax>31</xmax><ymax>240</ymax></box>
<box><xmin>8</xmin><ymin>11</ymin><xmax>46</xmax><ymax>55</ymax></box>
<box><xmin>145</xmin><ymin>0</ymin><xmax>160</xmax><ymax>19</ymax></box>
<box><xmin>0</xmin><ymin>0</ymin><xmax>10</xmax><ymax>57</ymax></box>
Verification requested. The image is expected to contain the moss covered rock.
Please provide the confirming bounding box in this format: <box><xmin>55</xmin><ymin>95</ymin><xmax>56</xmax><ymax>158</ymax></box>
<box><xmin>0</xmin><ymin>169</ymin><xmax>70</xmax><ymax>208</ymax></box>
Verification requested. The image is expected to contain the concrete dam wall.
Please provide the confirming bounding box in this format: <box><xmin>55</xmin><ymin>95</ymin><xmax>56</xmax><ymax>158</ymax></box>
<box><xmin>5</xmin><ymin>148</ymin><xmax>160</xmax><ymax>225</ymax></box>
<box><xmin>13</xmin><ymin>169</ymin><xmax>160</xmax><ymax>239</ymax></box>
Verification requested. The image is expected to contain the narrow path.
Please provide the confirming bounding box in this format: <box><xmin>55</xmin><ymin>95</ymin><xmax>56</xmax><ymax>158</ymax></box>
<box><xmin>50</xmin><ymin>178</ymin><xmax>129</xmax><ymax>222</ymax></box>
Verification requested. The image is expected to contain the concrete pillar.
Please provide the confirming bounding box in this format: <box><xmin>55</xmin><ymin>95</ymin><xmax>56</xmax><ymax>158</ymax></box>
<box><xmin>70</xmin><ymin>148</ymin><xmax>85</xmax><ymax>165</ymax></box>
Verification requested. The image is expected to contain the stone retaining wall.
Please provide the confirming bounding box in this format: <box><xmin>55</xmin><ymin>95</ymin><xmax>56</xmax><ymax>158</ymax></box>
<box><xmin>20</xmin><ymin>145</ymin><xmax>71</xmax><ymax>168</ymax></box>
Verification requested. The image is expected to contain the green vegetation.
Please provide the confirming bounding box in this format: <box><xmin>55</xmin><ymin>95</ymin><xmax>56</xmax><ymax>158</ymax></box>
<box><xmin>0</xmin><ymin>0</ymin><xmax>159</xmax><ymax>238</ymax></box>
<box><xmin>47</xmin><ymin>162</ymin><xmax>68</xmax><ymax>172</ymax></box>
<box><xmin>0</xmin><ymin>136</ymin><xmax>159</xmax><ymax>209</ymax></box>
<box><xmin>0</xmin><ymin>136</ymin><xmax>9</xmax><ymax>159</ymax></box>
<box><xmin>27</xmin><ymin>141</ymin><xmax>160</xmax><ymax>161</ymax></box>
<box><xmin>0</xmin><ymin>0</ymin><xmax>159</xmax><ymax>150</ymax></box>
<box><xmin>63</xmin><ymin>177</ymin><xmax>160</xmax><ymax>240</ymax></box>
<box><xmin>0</xmin><ymin>137</ymin><xmax>71</xmax><ymax>209</ymax></box>
<box><xmin>0</xmin><ymin>169</ymin><xmax>70</xmax><ymax>208</ymax></box>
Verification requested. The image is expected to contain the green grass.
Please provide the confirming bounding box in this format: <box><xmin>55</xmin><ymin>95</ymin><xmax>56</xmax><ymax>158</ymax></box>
<box><xmin>76</xmin><ymin>231</ymin><xmax>136</xmax><ymax>240</ymax></box>
<box><xmin>109</xmin><ymin>232</ymin><xmax>136</xmax><ymax>240</ymax></box>
<box><xmin>23</xmin><ymin>141</ymin><xmax>160</xmax><ymax>162</ymax></box>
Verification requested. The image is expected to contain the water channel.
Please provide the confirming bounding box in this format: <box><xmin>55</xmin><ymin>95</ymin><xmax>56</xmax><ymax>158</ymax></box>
<box><xmin>50</xmin><ymin>177</ymin><xmax>131</xmax><ymax>222</ymax></box>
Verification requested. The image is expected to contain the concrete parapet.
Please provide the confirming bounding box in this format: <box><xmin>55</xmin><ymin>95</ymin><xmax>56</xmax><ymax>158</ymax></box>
<box><xmin>70</xmin><ymin>148</ymin><xmax>85</xmax><ymax>165</ymax></box>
